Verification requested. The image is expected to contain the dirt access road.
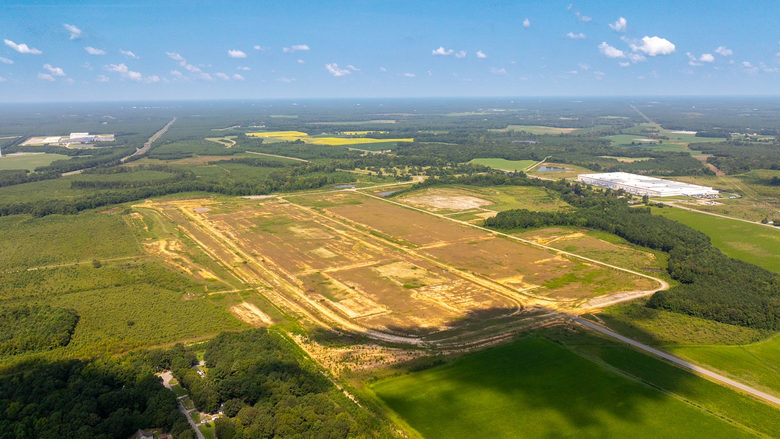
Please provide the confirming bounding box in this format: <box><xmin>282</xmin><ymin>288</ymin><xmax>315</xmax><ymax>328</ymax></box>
<box><xmin>575</xmin><ymin>318</ymin><xmax>780</xmax><ymax>408</ymax></box>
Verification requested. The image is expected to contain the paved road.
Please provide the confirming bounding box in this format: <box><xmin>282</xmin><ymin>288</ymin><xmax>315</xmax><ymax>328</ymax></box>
<box><xmin>574</xmin><ymin>318</ymin><xmax>780</xmax><ymax>407</ymax></box>
<box><xmin>662</xmin><ymin>201</ymin><xmax>780</xmax><ymax>230</ymax></box>
<box><xmin>176</xmin><ymin>399</ymin><xmax>205</xmax><ymax>439</ymax></box>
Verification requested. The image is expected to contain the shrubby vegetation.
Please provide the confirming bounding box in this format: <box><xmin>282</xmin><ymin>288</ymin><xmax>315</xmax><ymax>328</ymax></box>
<box><xmin>0</xmin><ymin>304</ymin><xmax>78</xmax><ymax>356</ymax></box>
<box><xmin>693</xmin><ymin>140</ymin><xmax>780</xmax><ymax>174</ymax></box>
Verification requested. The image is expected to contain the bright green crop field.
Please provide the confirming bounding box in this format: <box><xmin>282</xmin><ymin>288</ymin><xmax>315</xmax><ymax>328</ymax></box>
<box><xmin>652</xmin><ymin>206</ymin><xmax>780</xmax><ymax>274</ymax></box>
<box><xmin>468</xmin><ymin>158</ymin><xmax>537</xmax><ymax>172</ymax></box>
<box><xmin>0</xmin><ymin>153</ymin><xmax>68</xmax><ymax>171</ymax></box>
<box><xmin>372</xmin><ymin>332</ymin><xmax>776</xmax><ymax>439</ymax></box>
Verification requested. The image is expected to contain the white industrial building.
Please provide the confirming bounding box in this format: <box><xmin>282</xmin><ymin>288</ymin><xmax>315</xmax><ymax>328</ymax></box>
<box><xmin>577</xmin><ymin>172</ymin><xmax>719</xmax><ymax>197</ymax></box>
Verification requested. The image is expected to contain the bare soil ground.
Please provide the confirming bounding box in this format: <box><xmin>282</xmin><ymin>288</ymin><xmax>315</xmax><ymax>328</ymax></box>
<box><xmin>230</xmin><ymin>302</ymin><xmax>273</xmax><ymax>326</ymax></box>
<box><xmin>403</xmin><ymin>193</ymin><xmax>492</xmax><ymax>210</ymax></box>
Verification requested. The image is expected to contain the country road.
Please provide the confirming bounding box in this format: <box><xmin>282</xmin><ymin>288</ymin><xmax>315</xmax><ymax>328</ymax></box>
<box><xmin>662</xmin><ymin>201</ymin><xmax>780</xmax><ymax>230</ymax></box>
<box><xmin>121</xmin><ymin>116</ymin><xmax>177</xmax><ymax>162</ymax></box>
<box><xmin>574</xmin><ymin>318</ymin><xmax>780</xmax><ymax>408</ymax></box>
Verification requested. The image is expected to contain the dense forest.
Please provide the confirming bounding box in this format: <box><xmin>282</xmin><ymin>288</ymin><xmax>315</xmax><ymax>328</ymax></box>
<box><xmin>692</xmin><ymin>141</ymin><xmax>780</xmax><ymax>174</ymax></box>
<box><xmin>165</xmin><ymin>329</ymin><xmax>374</xmax><ymax>439</ymax></box>
<box><xmin>0</xmin><ymin>359</ymin><xmax>188</xmax><ymax>439</ymax></box>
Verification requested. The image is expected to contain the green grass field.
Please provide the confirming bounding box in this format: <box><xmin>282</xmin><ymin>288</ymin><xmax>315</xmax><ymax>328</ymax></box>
<box><xmin>0</xmin><ymin>153</ymin><xmax>69</xmax><ymax>171</ymax></box>
<box><xmin>490</xmin><ymin>125</ymin><xmax>581</xmax><ymax>135</ymax></box>
<box><xmin>468</xmin><ymin>158</ymin><xmax>537</xmax><ymax>172</ymax></box>
<box><xmin>652</xmin><ymin>206</ymin><xmax>780</xmax><ymax>273</ymax></box>
<box><xmin>372</xmin><ymin>333</ymin><xmax>775</xmax><ymax>438</ymax></box>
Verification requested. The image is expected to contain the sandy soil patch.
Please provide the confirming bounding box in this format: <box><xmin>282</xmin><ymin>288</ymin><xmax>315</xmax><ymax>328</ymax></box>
<box><xmin>230</xmin><ymin>302</ymin><xmax>272</xmax><ymax>326</ymax></box>
<box><xmin>404</xmin><ymin>194</ymin><xmax>492</xmax><ymax>210</ymax></box>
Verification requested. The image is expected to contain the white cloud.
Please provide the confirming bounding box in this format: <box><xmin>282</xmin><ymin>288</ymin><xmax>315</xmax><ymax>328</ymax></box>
<box><xmin>120</xmin><ymin>49</ymin><xmax>139</xmax><ymax>59</ymax></box>
<box><xmin>575</xmin><ymin>12</ymin><xmax>591</xmax><ymax>22</ymax></box>
<box><xmin>237</xmin><ymin>66</ymin><xmax>251</xmax><ymax>71</ymax></box>
<box><xmin>760</xmin><ymin>62</ymin><xmax>779</xmax><ymax>73</ymax></box>
<box><xmin>490</xmin><ymin>67</ymin><xmax>507</xmax><ymax>75</ymax></box>
<box><xmin>145</xmin><ymin>75</ymin><xmax>160</xmax><ymax>83</ymax></box>
<box><xmin>283</xmin><ymin>44</ymin><xmax>309</xmax><ymax>53</ymax></box>
<box><xmin>619</xmin><ymin>61</ymin><xmax>631</xmax><ymax>67</ymax></box>
<box><xmin>85</xmin><ymin>46</ymin><xmax>106</xmax><ymax>55</ymax></box>
<box><xmin>4</xmin><ymin>39</ymin><xmax>42</xmax><ymax>55</ymax></box>
<box><xmin>325</xmin><ymin>63</ymin><xmax>350</xmax><ymax>77</ymax></box>
<box><xmin>97</xmin><ymin>74</ymin><xmax>109</xmax><ymax>82</ymax></box>
<box><xmin>598</xmin><ymin>42</ymin><xmax>625</xmax><ymax>58</ymax></box>
<box><xmin>631</xmin><ymin>36</ymin><xmax>675</xmax><ymax>56</ymax></box>
<box><xmin>347</xmin><ymin>64</ymin><xmax>360</xmax><ymax>71</ymax></box>
<box><xmin>403</xmin><ymin>72</ymin><xmax>416</xmax><ymax>77</ymax></box>
<box><xmin>455</xmin><ymin>50</ymin><xmax>467</xmax><ymax>58</ymax></box>
<box><xmin>43</xmin><ymin>64</ymin><xmax>65</xmax><ymax>77</ymax></box>
<box><xmin>578</xmin><ymin>63</ymin><xmax>590</xmax><ymax>71</ymax></box>
<box><xmin>379</xmin><ymin>66</ymin><xmax>387</xmax><ymax>72</ymax></box>
<box><xmin>567</xmin><ymin>70</ymin><xmax>579</xmax><ymax>75</ymax></box>
<box><xmin>232</xmin><ymin>74</ymin><xmax>244</xmax><ymax>80</ymax></box>
<box><xmin>715</xmin><ymin>46</ymin><xmax>732</xmax><ymax>56</ymax></box>
<box><xmin>253</xmin><ymin>45</ymin><xmax>266</xmax><ymax>51</ymax></box>
<box><xmin>278</xmin><ymin>76</ymin><xmax>296</xmax><ymax>83</ymax></box>
<box><xmin>609</xmin><ymin>17</ymin><xmax>627</xmax><ymax>32</ymax></box>
<box><xmin>593</xmin><ymin>71</ymin><xmax>605</xmax><ymax>80</ymax></box>
<box><xmin>228</xmin><ymin>49</ymin><xmax>247</xmax><ymax>58</ymax></box>
<box><xmin>0</xmin><ymin>56</ymin><xmax>12</xmax><ymax>64</ymax></box>
<box><xmin>699</xmin><ymin>53</ymin><xmax>715</xmax><ymax>63</ymax></box>
<box><xmin>476</xmin><ymin>50</ymin><xmax>487</xmax><ymax>59</ymax></box>
<box><xmin>742</xmin><ymin>61</ymin><xmax>758</xmax><ymax>73</ymax></box>
<box><xmin>523</xmin><ymin>18</ymin><xmax>531</xmax><ymax>28</ymax></box>
<box><xmin>216</xmin><ymin>72</ymin><xmax>230</xmax><ymax>80</ymax></box>
<box><xmin>38</xmin><ymin>73</ymin><xmax>56</xmax><ymax>81</ymax></box>
<box><xmin>432</xmin><ymin>46</ymin><xmax>454</xmax><ymax>56</ymax></box>
<box><xmin>627</xmin><ymin>52</ymin><xmax>646</xmax><ymax>63</ymax></box>
<box><xmin>566</xmin><ymin>32</ymin><xmax>586</xmax><ymax>39</ymax></box>
<box><xmin>166</xmin><ymin>52</ymin><xmax>185</xmax><ymax>62</ymax></box>
<box><xmin>297</xmin><ymin>58</ymin><xmax>305</xmax><ymax>64</ymax></box>
<box><xmin>63</xmin><ymin>24</ymin><xmax>82</xmax><ymax>40</ymax></box>
<box><xmin>170</xmin><ymin>70</ymin><xmax>184</xmax><ymax>79</ymax></box>
<box><xmin>106</xmin><ymin>63</ymin><xmax>144</xmax><ymax>81</ymax></box>
<box><xmin>0</xmin><ymin>76</ymin><xmax>6</xmax><ymax>82</ymax></box>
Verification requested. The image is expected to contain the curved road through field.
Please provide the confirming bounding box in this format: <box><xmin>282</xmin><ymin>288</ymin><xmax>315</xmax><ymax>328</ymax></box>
<box><xmin>575</xmin><ymin>318</ymin><xmax>780</xmax><ymax>408</ymax></box>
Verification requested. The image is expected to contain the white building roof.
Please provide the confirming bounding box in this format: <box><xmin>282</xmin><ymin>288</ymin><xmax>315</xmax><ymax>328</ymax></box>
<box><xmin>69</xmin><ymin>132</ymin><xmax>90</xmax><ymax>139</ymax></box>
<box><xmin>577</xmin><ymin>172</ymin><xmax>719</xmax><ymax>197</ymax></box>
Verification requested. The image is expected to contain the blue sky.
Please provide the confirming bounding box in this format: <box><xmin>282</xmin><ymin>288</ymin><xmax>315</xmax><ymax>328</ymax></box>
<box><xmin>0</xmin><ymin>0</ymin><xmax>779</xmax><ymax>102</ymax></box>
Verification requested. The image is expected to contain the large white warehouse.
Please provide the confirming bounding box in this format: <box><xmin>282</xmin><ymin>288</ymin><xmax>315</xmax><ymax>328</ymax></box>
<box><xmin>577</xmin><ymin>172</ymin><xmax>719</xmax><ymax>197</ymax></box>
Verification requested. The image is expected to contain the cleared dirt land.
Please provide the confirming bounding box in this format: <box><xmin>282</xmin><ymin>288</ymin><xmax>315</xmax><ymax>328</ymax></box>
<box><xmin>134</xmin><ymin>189</ymin><xmax>657</xmax><ymax>345</ymax></box>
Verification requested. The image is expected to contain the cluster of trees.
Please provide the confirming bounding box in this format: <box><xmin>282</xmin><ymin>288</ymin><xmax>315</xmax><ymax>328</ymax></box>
<box><xmin>694</xmin><ymin>141</ymin><xmax>780</xmax><ymax>174</ymax></box>
<box><xmin>0</xmin><ymin>358</ymin><xmax>189</xmax><ymax>438</ymax></box>
<box><xmin>0</xmin><ymin>304</ymin><xmax>79</xmax><ymax>356</ymax></box>
<box><xmin>70</xmin><ymin>165</ymin><xmax>193</xmax><ymax>189</ymax></box>
<box><xmin>415</xmin><ymin>173</ymin><xmax>778</xmax><ymax>329</ymax></box>
<box><xmin>169</xmin><ymin>329</ymin><xmax>369</xmax><ymax>439</ymax></box>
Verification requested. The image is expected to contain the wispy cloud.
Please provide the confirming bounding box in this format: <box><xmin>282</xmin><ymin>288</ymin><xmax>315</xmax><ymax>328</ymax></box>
<box><xmin>523</xmin><ymin>18</ymin><xmax>531</xmax><ymax>28</ymax></box>
<box><xmin>325</xmin><ymin>63</ymin><xmax>350</xmax><ymax>77</ymax></box>
<box><xmin>278</xmin><ymin>77</ymin><xmax>296</xmax><ymax>83</ymax></box>
<box><xmin>598</xmin><ymin>42</ymin><xmax>625</xmax><ymax>58</ymax></box>
<box><xmin>216</xmin><ymin>72</ymin><xmax>230</xmax><ymax>80</ymax></box>
<box><xmin>283</xmin><ymin>44</ymin><xmax>309</xmax><ymax>53</ymax></box>
<box><xmin>476</xmin><ymin>50</ymin><xmax>487</xmax><ymax>59</ymax></box>
<box><xmin>237</xmin><ymin>66</ymin><xmax>251</xmax><ymax>71</ymax></box>
<box><xmin>0</xmin><ymin>56</ymin><xmax>12</xmax><ymax>64</ymax></box>
<box><xmin>566</xmin><ymin>32</ymin><xmax>586</xmax><ymax>39</ymax></box>
<box><xmin>715</xmin><ymin>46</ymin><xmax>733</xmax><ymax>56</ymax></box>
<box><xmin>4</xmin><ymin>39</ymin><xmax>42</xmax><ymax>55</ymax></box>
<box><xmin>609</xmin><ymin>17</ymin><xmax>627</xmax><ymax>32</ymax></box>
<box><xmin>432</xmin><ymin>46</ymin><xmax>454</xmax><ymax>56</ymax></box>
<box><xmin>106</xmin><ymin>63</ymin><xmax>143</xmax><ymax>81</ymax></box>
<box><xmin>97</xmin><ymin>74</ymin><xmax>109</xmax><ymax>82</ymax></box>
<box><xmin>85</xmin><ymin>46</ymin><xmax>106</xmax><ymax>55</ymax></box>
<box><xmin>403</xmin><ymin>72</ymin><xmax>416</xmax><ymax>78</ymax></box>
<box><xmin>228</xmin><ymin>49</ymin><xmax>246</xmax><ymax>58</ymax></box>
<box><xmin>120</xmin><ymin>49</ymin><xmax>139</xmax><ymax>59</ymax></box>
<box><xmin>165</xmin><ymin>52</ymin><xmax>212</xmax><ymax>80</ymax></box>
<box><xmin>253</xmin><ymin>45</ymin><xmax>266</xmax><ymax>51</ymax></box>
<box><xmin>455</xmin><ymin>50</ymin><xmax>467</xmax><ymax>59</ymax></box>
<box><xmin>38</xmin><ymin>73</ymin><xmax>55</xmax><ymax>82</ymax></box>
<box><xmin>490</xmin><ymin>67</ymin><xmax>507</xmax><ymax>75</ymax></box>
<box><xmin>63</xmin><ymin>24</ymin><xmax>82</xmax><ymax>40</ymax></box>
<box><xmin>232</xmin><ymin>74</ymin><xmax>244</xmax><ymax>80</ymax></box>
<box><xmin>43</xmin><ymin>64</ymin><xmax>65</xmax><ymax>77</ymax></box>
<box><xmin>0</xmin><ymin>75</ymin><xmax>6</xmax><ymax>82</ymax></box>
